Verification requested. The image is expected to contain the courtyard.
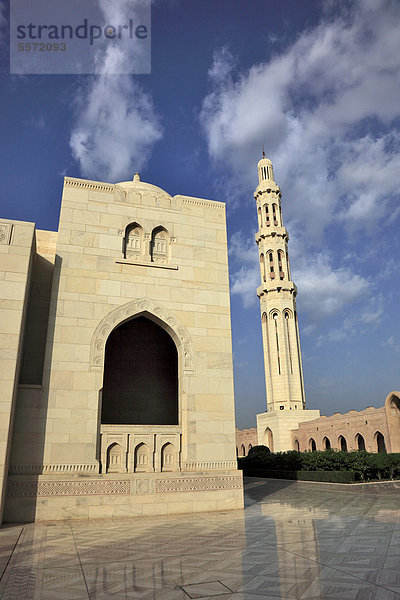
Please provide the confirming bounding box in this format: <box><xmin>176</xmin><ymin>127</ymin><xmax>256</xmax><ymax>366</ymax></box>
<box><xmin>0</xmin><ymin>477</ymin><xmax>399</xmax><ymax>599</ymax></box>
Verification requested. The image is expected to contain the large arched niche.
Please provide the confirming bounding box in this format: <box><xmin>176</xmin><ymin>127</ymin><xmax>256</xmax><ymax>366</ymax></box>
<box><xmin>90</xmin><ymin>299</ymin><xmax>195</xmax><ymax>426</ymax></box>
<box><xmin>101</xmin><ymin>315</ymin><xmax>178</xmax><ymax>425</ymax></box>
<box><xmin>90</xmin><ymin>298</ymin><xmax>194</xmax><ymax>373</ymax></box>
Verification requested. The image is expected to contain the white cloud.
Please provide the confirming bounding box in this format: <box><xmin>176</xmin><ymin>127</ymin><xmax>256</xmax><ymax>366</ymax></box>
<box><xmin>382</xmin><ymin>336</ymin><xmax>400</xmax><ymax>354</ymax></box>
<box><xmin>295</xmin><ymin>253</ymin><xmax>369</xmax><ymax>322</ymax></box>
<box><xmin>200</xmin><ymin>0</ymin><xmax>400</xmax><ymax>239</ymax></box>
<box><xmin>70</xmin><ymin>77</ymin><xmax>162</xmax><ymax>182</ymax></box>
<box><xmin>69</xmin><ymin>0</ymin><xmax>162</xmax><ymax>182</ymax></box>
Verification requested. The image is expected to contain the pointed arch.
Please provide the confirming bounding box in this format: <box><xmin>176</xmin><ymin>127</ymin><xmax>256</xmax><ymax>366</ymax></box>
<box><xmin>338</xmin><ymin>435</ymin><xmax>347</xmax><ymax>451</ymax></box>
<box><xmin>90</xmin><ymin>298</ymin><xmax>194</xmax><ymax>372</ymax></box>
<box><xmin>355</xmin><ymin>433</ymin><xmax>365</xmax><ymax>451</ymax></box>
<box><xmin>123</xmin><ymin>222</ymin><xmax>143</xmax><ymax>258</ymax></box>
<box><xmin>309</xmin><ymin>438</ymin><xmax>316</xmax><ymax>452</ymax></box>
<box><xmin>294</xmin><ymin>439</ymin><xmax>300</xmax><ymax>451</ymax></box>
<box><xmin>240</xmin><ymin>444</ymin><xmax>246</xmax><ymax>456</ymax></box>
<box><xmin>161</xmin><ymin>442</ymin><xmax>176</xmax><ymax>472</ymax></box>
<box><xmin>151</xmin><ymin>226</ymin><xmax>169</xmax><ymax>263</ymax></box>
<box><xmin>106</xmin><ymin>442</ymin><xmax>124</xmax><ymax>473</ymax></box>
<box><xmin>375</xmin><ymin>431</ymin><xmax>386</xmax><ymax>453</ymax></box>
<box><xmin>262</xmin><ymin>427</ymin><xmax>274</xmax><ymax>452</ymax></box>
<box><xmin>323</xmin><ymin>436</ymin><xmax>331</xmax><ymax>450</ymax></box>
<box><xmin>134</xmin><ymin>443</ymin><xmax>150</xmax><ymax>472</ymax></box>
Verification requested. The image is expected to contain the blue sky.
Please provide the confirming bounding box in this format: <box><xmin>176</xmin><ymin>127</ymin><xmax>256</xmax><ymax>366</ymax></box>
<box><xmin>1</xmin><ymin>0</ymin><xmax>399</xmax><ymax>427</ymax></box>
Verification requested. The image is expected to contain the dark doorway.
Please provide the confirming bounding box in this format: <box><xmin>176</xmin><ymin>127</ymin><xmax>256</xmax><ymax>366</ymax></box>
<box><xmin>356</xmin><ymin>434</ymin><xmax>365</xmax><ymax>451</ymax></box>
<box><xmin>376</xmin><ymin>432</ymin><xmax>386</xmax><ymax>453</ymax></box>
<box><xmin>339</xmin><ymin>435</ymin><xmax>347</xmax><ymax>451</ymax></box>
<box><xmin>101</xmin><ymin>316</ymin><xmax>178</xmax><ymax>425</ymax></box>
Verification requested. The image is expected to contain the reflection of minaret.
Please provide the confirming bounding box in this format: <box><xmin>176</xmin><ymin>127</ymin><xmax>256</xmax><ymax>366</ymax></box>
<box><xmin>255</xmin><ymin>154</ymin><xmax>319</xmax><ymax>451</ymax></box>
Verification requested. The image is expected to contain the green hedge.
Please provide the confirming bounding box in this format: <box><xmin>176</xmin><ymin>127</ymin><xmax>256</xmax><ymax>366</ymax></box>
<box><xmin>238</xmin><ymin>446</ymin><xmax>400</xmax><ymax>482</ymax></box>
<box><xmin>243</xmin><ymin>468</ymin><xmax>356</xmax><ymax>483</ymax></box>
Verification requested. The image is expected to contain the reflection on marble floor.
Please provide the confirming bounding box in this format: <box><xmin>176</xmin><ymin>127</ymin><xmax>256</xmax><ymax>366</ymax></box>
<box><xmin>0</xmin><ymin>478</ymin><xmax>400</xmax><ymax>599</ymax></box>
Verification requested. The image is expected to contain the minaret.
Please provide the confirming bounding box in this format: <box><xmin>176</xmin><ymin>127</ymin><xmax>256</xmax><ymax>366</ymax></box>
<box><xmin>255</xmin><ymin>154</ymin><xmax>320</xmax><ymax>451</ymax></box>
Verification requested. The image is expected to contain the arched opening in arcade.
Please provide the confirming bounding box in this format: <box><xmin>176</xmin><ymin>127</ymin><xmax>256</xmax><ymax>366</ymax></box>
<box><xmin>323</xmin><ymin>437</ymin><xmax>331</xmax><ymax>450</ymax></box>
<box><xmin>355</xmin><ymin>433</ymin><xmax>366</xmax><ymax>451</ymax></box>
<box><xmin>338</xmin><ymin>435</ymin><xmax>347</xmax><ymax>452</ymax></box>
<box><xmin>375</xmin><ymin>431</ymin><xmax>386</xmax><ymax>453</ymax></box>
<box><xmin>263</xmin><ymin>428</ymin><xmax>274</xmax><ymax>452</ymax></box>
<box><xmin>101</xmin><ymin>316</ymin><xmax>178</xmax><ymax>425</ymax></box>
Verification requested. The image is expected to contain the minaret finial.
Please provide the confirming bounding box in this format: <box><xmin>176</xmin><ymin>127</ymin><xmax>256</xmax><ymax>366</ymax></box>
<box><xmin>262</xmin><ymin>146</ymin><xmax>265</xmax><ymax>159</ymax></box>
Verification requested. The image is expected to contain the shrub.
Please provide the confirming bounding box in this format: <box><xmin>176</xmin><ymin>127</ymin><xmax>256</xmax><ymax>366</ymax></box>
<box><xmin>238</xmin><ymin>449</ymin><xmax>400</xmax><ymax>483</ymax></box>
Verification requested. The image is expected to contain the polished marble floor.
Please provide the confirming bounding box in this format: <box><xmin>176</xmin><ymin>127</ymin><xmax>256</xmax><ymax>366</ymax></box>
<box><xmin>0</xmin><ymin>478</ymin><xmax>400</xmax><ymax>599</ymax></box>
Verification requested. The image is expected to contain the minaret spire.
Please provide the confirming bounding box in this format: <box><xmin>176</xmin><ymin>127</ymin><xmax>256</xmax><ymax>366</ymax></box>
<box><xmin>254</xmin><ymin>155</ymin><xmax>320</xmax><ymax>451</ymax></box>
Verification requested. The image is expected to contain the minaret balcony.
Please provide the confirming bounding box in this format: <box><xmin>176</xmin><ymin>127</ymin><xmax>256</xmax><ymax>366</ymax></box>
<box><xmin>257</xmin><ymin>281</ymin><xmax>297</xmax><ymax>297</ymax></box>
<box><xmin>255</xmin><ymin>227</ymin><xmax>288</xmax><ymax>242</ymax></box>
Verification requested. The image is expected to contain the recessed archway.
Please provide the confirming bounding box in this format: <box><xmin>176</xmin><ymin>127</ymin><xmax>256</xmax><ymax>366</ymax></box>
<box><xmin>263</xmin><ymin>428</ymin><xmax>274</xmax><ymax>452</ymax></box>
<box><xmin>323</xmin><ymin>437</ymin><xmax>331</xmax><ymax>450</ymax></box>
<box><xmin>375</xmin><ymin>431</ymin><xmax>386</xmax><ymax>453</ymax></box>
<box><xmin>355</xmin><ymin>433</ymin><xmax>365</xmax><ymax>451</ymax></box>
<box><xmin>101</xmin><ymin>316</ymin><xmax>178</xmax><ymax>425</ymax></box>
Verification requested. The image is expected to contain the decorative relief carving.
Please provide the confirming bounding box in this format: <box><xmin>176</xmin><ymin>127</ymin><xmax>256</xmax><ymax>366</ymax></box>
<box><xmin>182</xmin><ymin>198</ymin><xmax>225</xmax><ymax>210</ymax></box>
<box><xmin>64</xmin><ymin>178</ymin><xmax>115</xmax><ymax>193</ymax></box>
<box><xmin>183</xmin><ymin>461</ymin><xmax>238</xmax><ymax>471</ymax></box>
<box><xmin>9</xmin><ymin>464</ymin><xmax>98</xmax><ymax>475</ymax></box>
<box><xmin>90</xmin><ymin>298</ymin><xmax>194</xmax><ymax>371</ymax></box>
<box><xmin>0</xmin><ymin>223</ymin><xmax>12</xmax><ymax>245</ymax></box>
<box><xmin>155</xmin><ymin>476</ymin><xmax>243</xmax><ymax>494</ymax></box>
<box><xmin>8</xmin><ymin>479</ymin><xmax>130</xmax><ymax>497</ymax></box>
<box><xmin>7</xmin><ymin>476</ymin><xmax>241</xmax><ymax>498</ymax></box>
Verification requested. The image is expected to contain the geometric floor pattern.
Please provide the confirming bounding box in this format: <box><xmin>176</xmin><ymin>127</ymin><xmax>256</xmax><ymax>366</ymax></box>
<box><xmin>0</xmin><ymin>477</ymin><xmax>400</xmax><ymax>599</ymax></box>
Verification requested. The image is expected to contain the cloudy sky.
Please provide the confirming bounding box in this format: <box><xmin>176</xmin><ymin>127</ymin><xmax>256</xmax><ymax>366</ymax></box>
<box><xmin>1</xmin><ymin>0</ymin><xmax>399</xmax><ymax>427</ymax></box>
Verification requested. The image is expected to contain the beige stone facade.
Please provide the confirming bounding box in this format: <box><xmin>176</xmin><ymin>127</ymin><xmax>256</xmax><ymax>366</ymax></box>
<box><xmin>235</xmin><ymin>427</ymin><xmax>257</xmax><ymax>456</ymax></box>
<box><xmin>238</xmin><ymin>394</ymin><xmax>400</xmax><ymax>456</ymax></box>
<box><xmin>254</xmin><ymin>156</ymin><xmax>320</xmax><ymax>451</ymax></box>
<box><xmin>0</xmin><ymin>174</ymin><xmax>243</xmax><ymax>523</ymax></box>
<box><xmin>291</xmin><ymin>392</ymin><xmax>400</xmax><ymax>453</ymax></box>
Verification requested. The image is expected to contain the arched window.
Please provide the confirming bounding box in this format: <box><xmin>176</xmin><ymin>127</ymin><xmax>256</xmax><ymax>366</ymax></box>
<box><xmin>355</xmin><ymin>433</ymin><xmax>365</xmax><ymax>451</ymax></box>
<box><xmin>294</xmin><ymin>439</ymin><xmax>300</xmax><ymax>451</ymax></box>
<box><xmin>123</xmin><ymin>222</ymin><xmax>143</xmax><ymax>258</ymax></box>
<box><xmin>390</xmin><ymin>397</ymin><xmax>400</xmax><ymax>415</ymax></box>
<box><xmin>323</xmin><ymin>437</ymin><xmax>331</xmax><ymax>450</ymax></box>
<box><xmin>161</xmin><ymin>442</ymin><xmax>176</xmax><ymax>472</ymax></box>
<box><xmin>309</xmin><ymin>438</ymin><xmax>316</xmax><ymax>452</ymax></box>
<box><xmin>248</xmin><ymin>444</ymin><xmax>252</xmax><ymax>453</ymax></box>
<box><xmin>240</xmin><ymin>444</ymin><xmax>246</xmax><ymax>456</ymax></box>
<box><xmin>151</xmin><ymin>226</ymin><xmax>169</xmax><ymax>263</ymax></box>
<box><xmin>263</xmin><ymin>427</ymin><xmax>274</xmax><ymax>452</ymax></box>
<box><xmin>265</xmin><ymin>205</ymin><xmax>270</xmax><ymax>227</ymax></box>
<box><xmin>106</xmin><ymin>443</ymin><xmax>123</xmax><ymax>473</ymax></box>
<box><xmin>278</xmin><ymin>250</ymin><xmax>285</xmax><ymax>280</ymax></box>
<box><xmin>269</xmin><ymin>251</ymin><xmax>275</xmax><ymax>279</ymax></box>
<box><xmin>339</xmin><ymin>435</ymin><xmax>347</xmax><ymax>451</ymax></box>
<box><xmin>101</xmin><ymin>316</ymin><xmax>178</xmax><ymax>425</ymax></box>
<box><xmin>134</xmin><ymin>443</ymin><xmax>149</xmax><ymax>472</ymax></box>
<box><xmin>260</xmin><ymin>253</ymin><xmax>266</xmax><ymax>282</ymax></box>
<box><xmin>272</xmin><ymin>203</ymin><xmax>279</xmax><ymax>226</ymax></box>
<box><xmin>375</xmin><ymin>431</ymin><xmax>386</xmax><ymax>453</ymax></box>
<box><xmin>257</xmin><ymin>207</ymin><xmax>262</xmax><ymax>228</ymax></box>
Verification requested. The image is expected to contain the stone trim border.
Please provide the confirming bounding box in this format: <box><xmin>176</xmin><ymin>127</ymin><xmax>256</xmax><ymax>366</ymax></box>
<box><xmin>9</xmin><ymin>464</ymin><xmax>98</xmax><ymax>475</ymax></box>
<box><xmin>155</xmin><ymin>476</ymin><xmax>243</xmax><ymax>493</ymax></box>
<box><xmin>8</xmin><ymin>480</ymin><xmax>130</xmax><ymax>497</ymax></box>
